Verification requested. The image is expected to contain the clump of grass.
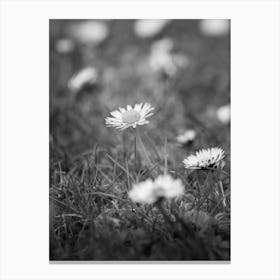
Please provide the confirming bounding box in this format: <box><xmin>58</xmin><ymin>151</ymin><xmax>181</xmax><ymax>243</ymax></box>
<box><xmin>50</xmin><ymin>130</ymin><xmax>230</xmax><ymax>260</ymax></box>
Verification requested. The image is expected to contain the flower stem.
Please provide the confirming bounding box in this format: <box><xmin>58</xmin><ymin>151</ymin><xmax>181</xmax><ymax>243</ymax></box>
<box><xmin>163</xmin><ymin>136</ymin><xmax>168</xmax><ymax>175</ymax></box>
<box><xmin>218</xmin><ymin>181</ymin><xmax>227</xmax><ymax>207</ymax></box>
<box><xmin>135</xmin><ymin>127</ymin><xmax>152</xmax><ymax>166</ymax></box>
<box><xmin>134</xmin><ymin>131</ymin><xmax>137</xmax><ymax>167</ymax></box>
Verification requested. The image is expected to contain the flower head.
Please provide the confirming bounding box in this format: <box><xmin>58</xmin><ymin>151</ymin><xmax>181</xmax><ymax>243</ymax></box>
<box><xmin>69</xmin><ymin>20</ymin><xmax>108</xmax><ymax>45</ymax></box>
<box><xmin>134</xmin><ymin>19</ymin><xmax>171</xmax><ymax>38</ymax></box>
<box><xmin>176</xmin><ymin>129</ymin><xmax>196</xmax><ymax>145</ymax></box>
<box><xmin>199</xmin><ymin>19</ymin><xmax>230</xmax><ymax>37</ymax></box>
<box><xmin>105</xmin><ymin>103</ymin><xmax>154</xmax><ymax>131</ymax></box>
<box><xmin>56</xmin><ymin>38</ymin><xmax>75</xmax><ymax>54</ymax></box>
<box><xmin>68</xmin><ymin>67</ymin><xmax>98</xmax><ymax>92</ymax></box>
<box><xmin>149</xmin><ymin>38</ymin><xmax>189</xmax><ymax>78</ymax></box>
<box><xmin>183</xmin><ymin>147</ymin><xmax>225</xmax><ymax>169</ymax></box>
<box><xmin>216</xmin><ymin>104</ymin><xmax>230</xmax><ymax>124</ymax></box>
<box><xmin>128</xmin><ymin>174</ymin><xmax>184</xmax><ymax>204</ymax></box>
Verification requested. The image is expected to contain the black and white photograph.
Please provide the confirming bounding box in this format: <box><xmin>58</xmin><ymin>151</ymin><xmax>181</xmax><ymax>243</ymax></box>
<box><xmin>1</xmin><ymin>0</ymin><xmax>280</xmax><ymax>279</ymax></box>
<box><xmin>49</xmin><ymin>19</ymin><xmax>230</xmax><ymax>261</ymax></box>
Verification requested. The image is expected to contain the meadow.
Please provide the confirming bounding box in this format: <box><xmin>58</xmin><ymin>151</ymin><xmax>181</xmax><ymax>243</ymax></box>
<box><xmin>49</xmin><ymin>19</ymin><xmax>230</xmax><ymax>260</ymax></box>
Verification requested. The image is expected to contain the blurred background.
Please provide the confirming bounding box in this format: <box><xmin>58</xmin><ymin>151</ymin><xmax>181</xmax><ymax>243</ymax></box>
<box><xmin>49</xmin><ymin>19</ymin><xmax>230</xmax><ymax>168</ymax></box>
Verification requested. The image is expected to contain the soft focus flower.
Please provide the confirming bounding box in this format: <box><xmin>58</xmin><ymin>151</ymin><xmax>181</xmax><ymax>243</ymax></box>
<box><xmin>149</xmin><ymin>38</ymin><xmax>189</xmax><ymax>77</ymax></box>
<box><xmin>149</xmin><ymin>48</ymin><xmax>176</xmax><ymax>77</ymax></box>
<box><xmin>55</xmin><ymin>38</ymin><xmax>75</xmax><ymax>54</ymax></box>
<box><xmin>216</xmin><ymin>104</ymin><xmax>230</xmax><ymax>124</ymax></box>
<box><xmin>199</xmin><ymin>19</ymin><xmax>230</xmax><ymax>36</ymax></box>
<box><xmin>105</xmin><ymin>103</ymin><xmax>154</xmax><ymax>131</ymax></box>
<box><xmin>183</xmin><ymin>147</ymin><xmax>225</xmax><ymax>169</ymax></box>
<box><xmin>176</xmin><ymin>129</ymin><xmax>196</xmax><ymax>145</ymax></box>
<box><xmin>149</xmin><ymin>38</ymin><xmax>175</xmax><ymax>76</ymax></box>
<box><xmin>151</xmin><ymin>38</ymin><xmax>174</xmax><ymax>52</ymax></box>
<box><xmin>69</xmin><ymin>20</ymin><xmax>108</xmax><ymax>45</ymax></box>
<box><xmin>134</xmin><ymin>19</ymin><xmax>171</xmax><ymax>38</ymax></box>
<box><xmin>172</xmin><ymin>54</ymin><xmax>190</xmax><ymax>68</ymax></box>
<box><xmin>128</xmin><ymin>174</ymin><xmax>184</xmax><ymax>204</ymax></box>
<box><xmin>68</xmin><ymin>67</ymin><xmax>98</xmax><ymax>92</ymax></box>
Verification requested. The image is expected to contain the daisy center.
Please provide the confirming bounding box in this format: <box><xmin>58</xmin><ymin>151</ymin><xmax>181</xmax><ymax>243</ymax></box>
<box><xmin>122</xmin><ymin>110</ymin><xmax>141</xmax><ymax>124</ymax></box>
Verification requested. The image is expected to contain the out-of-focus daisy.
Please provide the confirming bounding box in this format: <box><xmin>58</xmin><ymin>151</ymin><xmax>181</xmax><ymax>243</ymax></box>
<box><xmin>55</xmin><ymin>38</ymin><xmax>75</xmax><ymax>54</ymax></box>
<box><xmin>172</xmin><ymin>53</ymin><xmax>190</xmax><ymax>69</ymax></box>
<box><xmin>134</xmin><ymin>19</ymin><xmax>171</xmax><ymax>38</ymax></box>
<box><xmin>199</xmin><ymin>19</ymin><xmax>230</xmax><ymax>36</ymax></box>
<box><xmin>149</xmin><ymin>37</ymin><xmax>189</xmax><ymax>77</ymax></box>
<box><xmin>176</xmin><ymin>129</ymin><xmax>196</xmax><ymax>145</ymax></box>
<box><xmin>183</xmin><ymin>147</ymin><xmax>225</xmax><ymax>169</ymax></box>
<box><xmin>149</xmin><ymin>48</ymin><xmax>176</xmax><ymax>77</ymax></box>
<box><xmin>69</xmin><ymin>20</ymin><xmax>108</xmax><ymax>45</ymax></box>
<box><xmin>68</xmin><ymin>67</ymin><xmax>98</xmax><ymax>92</ymax></box>
<box><xmin>128</xmin><ymin>174</ymin><xmax>184</xmax><ymax>204</ymax></box>
<box><xmin>151</xmin><ymin>38</ymin><xmax>174</xmax><ymax>52</ymax></box>
<box><xmin>216</xmin><ymin>104</ymin><xmax>230</xmax><ymax>124</ymax></box>
<box><xmin>105</xmin><ymin>103</ymin><xmax>154</xmax><ymax>131</ymax></box>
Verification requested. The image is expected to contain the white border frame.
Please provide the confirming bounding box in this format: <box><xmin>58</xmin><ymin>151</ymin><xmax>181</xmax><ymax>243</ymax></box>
<box><xmin>1</xmin><ymin>0</ymin><xmax>280</xmax><ymax>279</ymax></box>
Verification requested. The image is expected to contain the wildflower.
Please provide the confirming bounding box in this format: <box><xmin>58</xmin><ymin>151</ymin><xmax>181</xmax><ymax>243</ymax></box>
<box><xmin>68</xmin><ymin>67</ymin><xmax>98</xmax><ymax>92</ymax></box>
<box><xmin>69</xmin><ymin>20</ymin><xmax>108</xmax><ymax>45</ymax></box>
<box><xmin>151</xmin><ymin>38</ymin><xmax>174</xmax><ymax>53</ymax></box>
<box><xmin>183</xmin><ymin>147</ymin><xmax>225</xmax><ymax>169</ymax></box>
<box><xmin>105</xmin><ymin>103</ymin><xmax>154</xmax><ymax>131</ymax></box>
<box><xmin>128</xmin><ymin>174</ymin><xmax>184</xmax><ymax>204</ymax></box>
<box><xmin>149</xmin><ymin>48</ymin><xmax>177</xmax><ymax>77</ymax></box>
<box><xmin>216</xmin><ymin>104</ymin><xmax>230</xmax><ymax>124</ymax></box>
<box><xmin>55</xmin><ymin>38</ymin><xmax>75</xmax><ymax>54</ymax></box>
<box><xmin>149</xmin><ymin>38</ymin><xmax>189</xmax><ymax>77</ymax></box>
<box><xmin>176</xmin><ymin>129</ymin><xmax>196</xmax><ymax>145</ymax></box>
<box><xmin>199</xmin><ymin>19</ymin><xmax>230</xmax><ymax>36</ymax></box>
<box><xmin>134</xmin><ymin>19</ymin><xmax>171</xmax><ymax>38</ymax></box>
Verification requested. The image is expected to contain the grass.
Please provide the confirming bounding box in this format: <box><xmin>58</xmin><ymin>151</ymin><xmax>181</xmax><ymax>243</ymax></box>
<box><xmin>49</xmin><ymin>19</ymin><xmax>230</xmax><ymax>261</ymax></box>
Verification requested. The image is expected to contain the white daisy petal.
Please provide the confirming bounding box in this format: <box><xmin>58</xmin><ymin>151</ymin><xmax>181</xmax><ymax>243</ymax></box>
<box><xmin>134</xmin><ymin>103</ymin><xmax>141</xmax><ymax>111</ymax></box>
<box><xmin>110</xmin><ymin>110</ymin><xmax>122</xmax><ymax>119</ymax></box>
<box><xmin>119</xmin><ymin>107</ymin><xmax>126</xmax><ymax>113</ymax></box>
<box><xmin>143</xmin><ymin>112</ymin><xmax>154</xmax><ymax>118</ymax></box>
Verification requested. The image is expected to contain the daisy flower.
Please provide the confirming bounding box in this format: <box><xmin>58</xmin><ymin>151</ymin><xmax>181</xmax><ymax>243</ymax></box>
<box><xmin>151</xmin><ymin>38</ymin><xmax>174</xmax><ymax>53</ymax></box>
<box><xmin>183</xmin><ymin>147</ymin><xmax>225</xmax><ymax>169</ymax></box>
<box><xmin>105</xmin><ymin>103</ymin><xmax>154</xmax><ymax>131</ymax></box>
<box><xmin>176</xmin><ymin>129</ymin><xmax>196</xmax><ymax>145</ymax></box>
<box><xmin>216</xmin><ymin>104</ymin><xmax>230</xmax><ymax>124</ymax></box>
<box><xmin>68</xmin><ymin>67</ymin><xmax>98</xmax><ymax>92</ymax></box>
<box><xmin>56</xmin><ymin>38</ymin><xmax>75</xmax><ymax>54</ymax></box>
<box><xmin>149</xmin><ymin>38</ymin><xmax>190</xmax><ymax>78</ymax></box>
<box><xmin>199</xmin><ymin>19</ymin><xmax>230</xmax><ymax>37</ymax></box>
<box><xmin>149</xmin><ymin>46</ymin><xmax>177</xmax><ymax>77</ymax></box>
<box><xmin>68</xmin><ymin>20</ymin><xmax>108</xmax><ymax>46</ymax></box>
<box><xmin>134</xmin><ymin>19</ymin><xmax>171</xmax><ymax>38</ymax></box>
<box><xmin>128</xmin><ymin>174</ymin><xmax>184</xmax><ymax>204</ymax></box>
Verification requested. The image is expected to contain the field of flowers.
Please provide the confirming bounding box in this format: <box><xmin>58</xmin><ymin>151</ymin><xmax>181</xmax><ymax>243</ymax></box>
<box><xmin>49</xmin><ymin>19</ymin><xmax>230</xmax><ymax>260</ymax></box>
